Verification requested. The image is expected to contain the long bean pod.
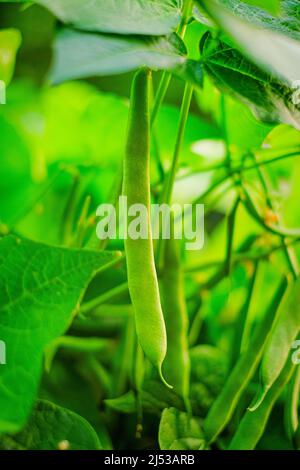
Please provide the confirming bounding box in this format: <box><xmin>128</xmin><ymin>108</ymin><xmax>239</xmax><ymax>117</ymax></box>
<box><xmin>203</xmin><ymin>278</ymin><xmax>288</xmax><ymax>443</ymax></box>
<box><xmin>122</xmin><ymin>69</ymin><xmax>169</xmax><ymax>386</ymax></box>
<box><xmin>159</xmin><ymin>228</ymin><xmax>191</xmax><ymax>410</ymax></box>
<box><xmin>229</xmin><ymin>359</ymin><xmax>296</xmax><ymax>450</ymax></box>
<box><xmin>250</xmin><ymin>277</ymin><xmax>300</xmax><ymax>410</ymax></box>
<box><xmin>284</xmin><ymin>366</ymin><xmax>300</xmax><ymax>441</ymax></box>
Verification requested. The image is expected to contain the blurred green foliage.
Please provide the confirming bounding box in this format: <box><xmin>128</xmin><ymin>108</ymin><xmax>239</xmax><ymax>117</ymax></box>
<box><xmin>0</xmin><ymin>0</ymin><xmax>300</xmax><ymax>451</ymax></box>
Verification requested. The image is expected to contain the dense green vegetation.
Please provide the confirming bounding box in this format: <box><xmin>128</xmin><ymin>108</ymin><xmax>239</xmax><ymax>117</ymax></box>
<box><xmin>0</xmin><ymin>0</ymin><xmax>300</xmax><ymax>451</ymax></box>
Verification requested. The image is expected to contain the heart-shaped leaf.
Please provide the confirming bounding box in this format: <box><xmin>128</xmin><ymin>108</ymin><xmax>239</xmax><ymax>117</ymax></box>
<box><xmin>197</xmin><ymin>0</ymin><xmax>300</xmax><ymax>85</ymax></box>
<box><xmin>50</xmin><ymin>29</ymin><xmax>203</xmax><ymax>87</ymax></box>
<box><xmin>36</xmin><ymin>0</ymin><xmax>182</xmax><ymax>36</ymax></box>
<box><xmin>0</xmin><ymin>234</ymin><xmax>121</xmax><ymax>432</ymax></box>
<box><xmin>201</xmin><ymin>32</ymin><xmax>300</xmax><ymax>129</ymax></box>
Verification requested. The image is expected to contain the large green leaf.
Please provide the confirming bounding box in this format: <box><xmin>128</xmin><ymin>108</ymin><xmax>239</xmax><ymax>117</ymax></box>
<box><xmin>0</xmin><ymin>29</ymin><xmax>21</xmax><ymax>85</ymax></box>
<box><xmin>220</xmin><ymin>0</ymin><xmax>299</xmax><ymax>38</ymax></box>
<box><xmin>243</xmin><ymin>0</ymin><xmax>280</xmax><ymax>15</ymax></box>
<box><xmin>0</xmin><ymin>234</ymin><xmax>121</xmax><ymax>432</ymax></box>
<box><xmin>40</xmin><ymin>358</ymin><xmax>113</xmax><ymax>449</ymax></box>
<box><xmin>50</xmin><ymin>28</ymin><xmax>202</xmax><ymax>86</ymax></box>
<box><xmin>0</xmin><ymin>400</ymin><xmax>102</xmax><ymax>450</ymax></box>
<box><xmin>201</xmin><ymin>32</ymin><xmax>300</xmax><ymax>129</ymax></box>
<box><xmin>35</xmin><ymin>0</ymin><xmax>181</xmax><ymax>36</ymax></box>
<box><xmin>197</xmin><ymin>0</ymin><xmax>300</xmax><ymax>84</ymax></box>
<box><xmin>196</xmin><ymin>76</ymin><xmax>273</xmax><ymax>151</ymax></box>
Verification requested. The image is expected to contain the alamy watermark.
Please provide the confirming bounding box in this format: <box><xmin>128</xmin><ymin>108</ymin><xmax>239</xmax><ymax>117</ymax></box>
<box><xmin>96</xmin><ymin>196</ymin><xmax>205</xmax><ymax>251</ymax></box>
<box><xmin>0</xmin><ymin>80</ymin><xmax>6</xmax><ymax>105</ymax></box>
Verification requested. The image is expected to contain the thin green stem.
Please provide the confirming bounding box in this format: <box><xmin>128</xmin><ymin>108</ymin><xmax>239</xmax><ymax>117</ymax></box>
<box><xmin>220</xmin><ymin>93</ymin><xmax>231</xmax><ymax>169</ymax></box>
<box><xmin>114</xmin><ymin>317</ymin><xmax>136</xmax><ymax>398</ymax></box>
<box><xmin>75</xmin><ymin>194</ymin><xmax>91</xmax><ymax>247</ymax></box>
<box><xmin>225</xmin><ymin>197</ymin><xmax>240</xmax><ymax>277</ymax></box>
<box><xmin>178</xmin><ymin>0</ymin><xmax>194</xmax><ymax>37</ymax></box>
<box><xmin>191</xmin><ymin>151</ymin><xmax>300</xmax><ymax>210</ymax></box>
<box><xmin>164</xmin><ymin>84</ymin><xmax>193</xmax><ymax>206</ymax></box>
<box><xmin>150</xmin><ymin>0</ymin><xmax>193</xmax><ymax>128</ymax></box>
<box><xmin>98</xmin><ymin>165</ymin><xmax>123</xmax><ymax>250</ymax></box>
<box><xmin>242</xmin><ymin>186</ymin><xmax>300</xmax><ymax>238</ymax></box>
<box><xmin>156</xmin><ymin>83</ymin><xmax>193</xmax><ymax>265</ymax></box>
<box><xmin>82</xmin><ymin>354</ymin><xmax>111</xmax><ymax>396</ymax></box>
<box><xmin>177</xmin><ymin>150</ymin><xmax>300</xmax><ymax>180</ymax></box>
<box><xmin>185</xmin><ymin>237</ymin><xmax>300</xmax><ymax>274</ymax></box>
<box><xmin>61</xmin><ymin>171</ymin><xmax>81</xmax><ymax>245</ymax></box>
<box><xmin>80</xmin><ymin>281</ymin><xmax>128</xmax><ymax>315</ymax></box>
<box><xmin>150</xmin><ymin>72</ymin><xmax>172</xmax><ymax>128</ymax></box>
<box><xmin>236</xmin><ymin>261</ymin><xmax>259</xmax><ymax>359</ymax></box>
<box><xmin>188</xmin><ymin>300</ymin><xmax>204</xmax><ymax>346</ymax></box>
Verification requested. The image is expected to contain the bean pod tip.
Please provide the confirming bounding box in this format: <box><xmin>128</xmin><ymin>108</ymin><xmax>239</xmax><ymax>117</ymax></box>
<box><xmin>159</xmin><ymin>365</ymin><xmax>173</xmax><ymax>390</ymax></box>
<box><xmin>247</xmin><ymin>387</ymin><xmax>269</xmax><ymax>412</ymax></box>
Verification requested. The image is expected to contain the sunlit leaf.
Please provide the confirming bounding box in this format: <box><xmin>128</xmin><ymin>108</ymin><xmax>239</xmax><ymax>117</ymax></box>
<box><xmin>35</xmin><ymin>0</ymin><xmax>182</xmax><ymax>36</ymax></box>
<box><xmin>0</xmin><ymin>234</ymin><xmax>120</xmax><ymax>432</ymax></box>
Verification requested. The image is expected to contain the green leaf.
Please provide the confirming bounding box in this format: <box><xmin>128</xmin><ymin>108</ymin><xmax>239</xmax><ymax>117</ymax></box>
<box><xmin>50</xmin><ymin>28</ymin><xmax>202</xmax><ymax>86</ymax></box>
<box><xmin>105</xmin><ymin>378</ymin><xmax>185</xmax><ymax>415</ymax></box>
<box><xmin>189</xmin><ymin>345</ymin><xmax>228</xmax><ymax>415</ymax></box>
<box><xmin>0</xmin><ymin>29</ymin><xmax>21</xmax><ymax>85</ymax></box>
<box><xmin>35</xmin><ymin>0</ymin><xmax>181</xmax><ymax>36</ymax></box>
<box><xmin>0</xmin><ymin>234</ymin><xmax>121</xmax><ymax>432</ymax></box>
<box><xmin>196</xmin><ymin>77</ymin><xmax>273</xmax><ymax>151</ymax></box>
<box><xmin>1</xmin><ymin>400</ymin><xmax>102</xmax><ymax>450</ymax></box>
<box><xmin>104</xmin><ymin>391</ymin><xmax>137</xmax><ymax>414</ymax></box>
<box><xmin>240</xmin><ymin>0</ymin><xmax>280</xmax><ymax>15</ymax></box>
<box><xmin>198</xmin><ymin>0</ymin><xmax>300</xmax><ymax>85</ymax></box>
<box><xmin>40</xmin><ymin>358</ymin><xmax>113</xmax><ymax>449</ymax></box>
<box><xmin>158</xmin><ymin>407</ymin><xmax>205</xmax><ymax>450</ymax></box>
<box><xmin>219</xmin><ymin>0</ymin><xmax>300</xmax><ymax>39</ymax></box>
<box><xmin>201</xmin><ymin>32</ymin><xmax>300</xmax><ymax>129</ymax></box>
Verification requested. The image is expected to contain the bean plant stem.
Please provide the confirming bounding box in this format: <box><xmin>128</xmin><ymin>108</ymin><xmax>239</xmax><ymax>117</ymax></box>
<box><xmin>177</xmin><ymin>150</ymin><xmax>300</xmax><ymax>180</ymax></box>
<box><xmin>249</xmin><ymin>152</ymin><xmax>299</xmax><ymax>279</ymax></box>
<box><xmin>150</xmin><ymin>72</ymin><xmax>172</xmax><ymax>128</ymax></box>
<box><xmin>225</xmin><ymin>197</ymin><xmax>240</xmax><ymax>276</ymax></box>
<box><xmin>193</xmin><ymin>150</ymin><xmax>300</xmax><ymax>219</ymax></box>
<box><xmin>61</xmin><ymin>171</ymin><xmax>81</xmax><ymax>245</ymax></box>
<box><xmin>80</xmin><ymin>281</ymin><xmax>128</xmax><ymax>314</ymax></box>
<box><xmin>99</xmin><ymin>165</ymin><xmax>123</xmax><ymax>250</ymax></box>
<box><xmin>150</xmin><ymin>0</ymin><xmax>193</xmax><ymax>127</ymax></box>
<box><xmin>156</xmin><ymin>83</ymin><xmax>193</xmax><ymax>266</ymax></box>
<box><xmin>185</xmin><ymin>236</ymin><xmax>300</xmax><ymax>274</ymax></box>
<box><xmin>163</xmin><ymin>84</ymin><xmax>193</xmax><ymax>206</ymax></box>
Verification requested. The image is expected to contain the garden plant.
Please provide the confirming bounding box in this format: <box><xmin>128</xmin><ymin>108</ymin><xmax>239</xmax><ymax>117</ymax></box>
<box><xmin>0</xmin><ymin>0</ymin><xmax>300</xmax><ymax>451</ymax></box>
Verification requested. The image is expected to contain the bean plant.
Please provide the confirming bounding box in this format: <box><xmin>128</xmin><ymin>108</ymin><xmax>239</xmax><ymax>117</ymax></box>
<box><xmin>0</xmin><ymin>0</ymin><xmax>300</xmax><ymax>451</ymax></box>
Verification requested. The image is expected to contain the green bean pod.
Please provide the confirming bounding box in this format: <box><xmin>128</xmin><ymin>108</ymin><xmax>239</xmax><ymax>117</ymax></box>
<box><xmin>250</xmin><ymin>277</ymin><xmax>300</xmax><ymax>411</ymax></box>
<box><xmin>229</xmin><ymin>359</ymin><xmax>296</xmax><ymax>450</ymax></box>
<box><xmin>203</xmin><ymin>278</ymin><xmax>288</xmax><ymax>443</ymax></box>
<box><xmin>295</xmin><ymin>422</ymin><xmax>300</xmax><ymax>450</ymax></box>
<box><xmin>122</xmin><ymin>69</ymin><xmax>168</xmax><ymax>386</ymax></box>
<box><xmin>284</xmin><ymin>366</ymin><xmax>300</xmax><ymax>441</ymax></box>
<box><xmin>159</xmin><ymin>231</ymin><xmax>191</xmax><ymax>409</ymax></box>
